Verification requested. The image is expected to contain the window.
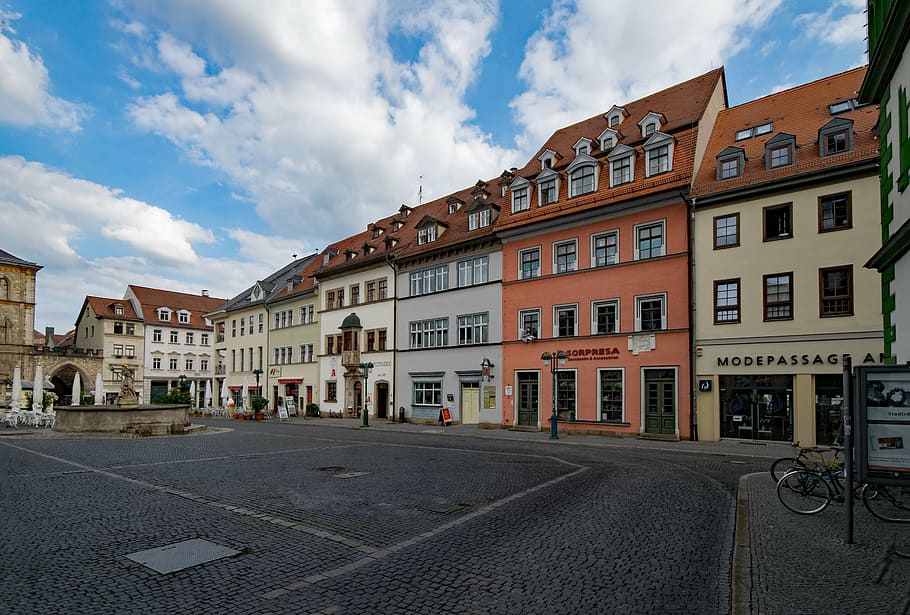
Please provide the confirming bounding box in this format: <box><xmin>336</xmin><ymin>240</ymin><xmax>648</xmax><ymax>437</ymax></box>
<box><xmin>458</xmin><ymin>313</ymin><xmax>489</xmax><ymax>345</ymax></box>
<box><xmin>159</xmin><ymin>309</ymin><xmax>171</xmax><ymax>321</ymax></box>
<box><xmin>556</xmin><ymin>371</ymin><xmax>576</xmax><ymax>421</ymax></box>
<box><xmin>825</xmin><ymin>131</ymin><xmax>848</xmax><ymax>155</ymax></box>
<box><xmin>326</xmin><ymin>336</ymin><xmax>335</xmax><ymax>355</ymax></box>
<box><xmin>201</xmin><ymin>333</ymin><xmax>209</xmax><ymax>345</ymax></box>
<box><xmin>820</xmin><ymin>266</ymin><xmax>853</xmax><ymax>316</ymax></box>
<box><xmin>468</xmin><ymin>208</ymin><xmax>491</xmax><ymax>230</ymax></box>
<box><xmin>819</xmin><ymin>193</ymin><xmax>851</xmax><ymax>232</ymax></box>
<box><xmin>593</xmin><ymin>299</ymin><xmax>619</xmax><ymax>335</ymax></box>
<box><xmin>714</xmin><ymin>214</ymin><xmax>739</xmax><ymax>249</ymax></box>
<box><xmin>152</xmin><ymin>357</ymin><xmax>161</xmax><ymax>370</ymax></box>
<box><xmin>716</xmin><ymin>147</ymin><xmax>745</xmax><ymax>181</ymax></box>
<box><xmin>539</xmin><ymin>178</ymin><xmax>557</xmax><ymax>205</ymax></box>
<box><xmin>114</xmin><ymin>322</ymin><xmax>124</xmax><ymax>334</ymax></box>
<box><xmin>169</xmin><ymin>330</ymin><xmax>178</xmax><ymax>343</ymax></box>
<box><xmin>153</xmin><ymin>329</ymin><xmax>162</xmax><ymax>343</ymax></box>
<box><xmin>326</xmin><ymin>290</ymin><xmax>337</xmax><ymax>310</ymax></box>
<box><xmin>554</xmin><ymin>240</ymin><xmax>577</xmax><ymax>273</ymax></box>
<box><xmin>239</xmin><ymin>348</ymin><xmax>244</xmax><ymax>371</ymax></box>
<box><xmin>350</xmin><ymin>284</ymin><xmax>360</xmax><ymax>305</ymax></box>
<box><xmin>457</xmin><ymin>256</ymin><xmax>489</xmax><ymax>287</ymax></box>
<box><xmin>768</xmin><ymin>145</ymin><xmax>791</xmax><ymax>168</ymax></box>
<box><xmin>418</xmin><ymin>226</ymin><xmax>437</xmax><ymax>244</ymax></box>
<box><xmin>764</xmin><ymin>272</ymin><xmax>793</xmax><ymax>321</ymax></box>
<box><xmin>113</xmin><ymin>344</ymin><xmax>123</xmax><ymax>357</ymax></box>
<box><xmin>413</xmin><ymin>381</ymin><xmax>442</xmax><ymax>406</ymax></box>
<box><xmin>519</xmin><ymin>309</ymin><xmax>540</xmax><ymax>341</ymax></box>
<box><xmin>829</xmin><ymin>98</ymin><xmax>865</xmax><ymax>114</ymax></box>
<box><xmin>178</xmin><ymin>311</ymin><xmax>190</xmax><ymax>324</ymax></box>
<box><xmin>114</xmin><ymin>304</ymin><xmax>124</xmax><ymax>315</ymax></box>
<box><xmin>200</xmin><ymin>358</ymin><xmax>208</xmax><ymax>371</ymax></box>
<box><xmin>410</xmin><ymin>265</ymin><xmax>449</xmax><ymax>296</ymax></box>
<box><xmin>519</xmin><ymin>247</ymin><xmax>540</xmax><ymax>279</ymax></box>
<box><xmin>378</xmin><ymin>329</ymin><xmax>387</xmax><ymax>351</ymax></box>
<box><xmin>325</xmin><ymin>381</ymin><xmax>337</xmax><ymax>402</ymax></box>
<box><xmin>647</xmin><ymin>144</ymin><xmax>670</xmax><ymax>176</ymax></box>
<box><xmin>231</xmin><ymin>320</ymin><xmax>236</xmax><ymax>337</ymax></box>
<box><xmin>258</xmin><ymin>313</ymin><xmax>264</xmax><ymax>333</ymax></box>
<box><xmin>635</xmin><ymin>294</ymin><xmax>666</xmax><ymax>331</ymax></box>
<box><xmin>125</xmin><ymin>323</ymin><xmax>135</xmax><ymax>335</ymax></box>
<box><xmin>185</xmin><ymin>358</ymin><xmax>194</xmax><ymax>371</ymax></box>
<box><xmin>378</xmin><ymin>279</ymin><xmax>388</xmax><ymax>299</ymax></box>
<box><xmin>554</xmin><ymin>304</ymin><xmax>578</xmax><ymax>337</ymax></box>
<box><xmin>763</xmin><ymin>203</ymin><xmax>792</xmax><ymax>240</ymax></box>
<box><xmin>448</xmin><ymin>201</ymin><xmax>460</xmax><ymax>214</ymax></box>
<box><xmin>125</xmin><ymin>345</ymin><xmax>135</xmax><ymax>358</ymax></box>
<box><xmin>644</xmin><ymin>123</ymin><xmax>656</xmax><ymax>137</ymax></box>
<box><xmin>300</xmin><ymin>305</ymin><xmax>315</xmax><ymax>323</ymax></box>
<box><xmin>169</xmin><ymin>357</ymin><xmax>178</xmax><ymax>370</ymax></box>
<box><xmin>186</xmin><ymin>332</ymin><xmax>194</xmax><ymax>344</ymax></box>
<box><xmin>765</xmin><ymin>134</ymin><xmax>795</xmax><ymax>169</ymax></box>
<box><xmin>410</xmin><ymin>318</ymin><xmax>449</xmax><ymax>349</ymax></box>
<box><xmin>299</xmin><ymin>343</ymin><xmax>315</xmax><ymax>363</ymax></box>
<box><xmin>240</xmin><ymin>318</ymin><xmax>245</xmax><ymax>336</ymax></box>
<box><xmin>635</xmin><ymin>222</ymin><xmax>665</xmax><ymax>260</ymax></box>
<box><xmin>735</xmin><ymin>122</ymin><xmax>772</xmax><ymax>140</ymax></box>
<box><xmin>599</xmin><ymin>369</ymin><xmax>624</xmax><ymax>423</ymax></box>
<box><xmin>512</xmin><ymin>186</ymin><xmax>529</xmax><ymax>212</ymax></box>
<box><xmin>611</xmin><ymin>155</ymin><xmax>632</xmax><ymax>186</ymax></box>
<box><xmin>714</xmin><ymin>279</ymin><xmax>740</xmax><ymax>324</ymax></box>
<box><xmin>592</xmin><ymin>231</ymin><xmax>618</xmax><ymax>267</ymax></box>
<box><xmin>569</xmin><ymin>165</ymin><xmax>596</xmax><ymax>197</ymax></box>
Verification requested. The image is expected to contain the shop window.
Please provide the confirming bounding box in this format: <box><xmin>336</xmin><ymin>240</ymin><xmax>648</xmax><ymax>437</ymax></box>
<box><xmin>556</xmin><ymin>370</ymin><xmax>576</xmax><ymax>421</ymax></box>
<box><xmin>815</xmin><ymin>375</ymin><xmax>844</xmax><ymax>445</ymax></box>
<box><xmin>599</xmin><ymin>369</ymin><xmax>624</xmax><ymax>423</ymax></box>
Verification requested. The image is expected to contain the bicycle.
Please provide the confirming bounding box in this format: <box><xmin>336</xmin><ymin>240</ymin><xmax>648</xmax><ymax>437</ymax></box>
<box><xmin>769</xmin><ymin>441</ymin><xmax>843</xmax><ymax>482</ymax></box>
<box><xmin>861</xmin><ymin>483</ymin><xmax>910</xmax><ymax>560</ymax></box>
<box><xmin>776</xmin><ymin>465</ymin><xmax>863</xmax><ymax>515</ymax></box>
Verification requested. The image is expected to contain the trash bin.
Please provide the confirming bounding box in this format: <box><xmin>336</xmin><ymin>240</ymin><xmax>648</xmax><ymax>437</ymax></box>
<box><xmin>398</xmin><ymin>406</ymin><xmax>405</xmax><ymax>423</ymax></box>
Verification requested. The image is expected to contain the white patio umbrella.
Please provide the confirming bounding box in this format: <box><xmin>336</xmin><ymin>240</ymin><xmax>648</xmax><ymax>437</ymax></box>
<box><xmin>241</xmin><ymin>375</ymin><xmax>250</xmax><ymax>410</ymax></box>
<box><xmin>32</xmin><ymin>364</ymin><xmax>43</xmax><ymax>412</ymax></box>
<box><xmin>189</xmin><ymin>381</ymin><xmax>196</xmax><ymax>407</ymax></box>
<box><xmin>71</xmin><ymin>372</ymin><xmax>81</xmax><ymax>406</ymax></box>
<box><xmin>204</xmin><ymin>380</ymin><xmax>213</xmax><ymax>408</ymax></box>
<box><xmin>11</xmin><ymin>365</ymin><xmax>21</xmax><ymax>411</ymax></box>
<box><xmin>220</xmin><ymin>378</ymin><xmax>229</xmax><ymax>408</ymax></box>
<box><xmin>94</xmin><ymin>372</ymin><xmax>104</xmax><ymax>405</ymax></box>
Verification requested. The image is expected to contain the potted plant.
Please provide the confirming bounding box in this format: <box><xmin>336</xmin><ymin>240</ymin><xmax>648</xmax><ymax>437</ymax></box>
<box><xmin>250</xmin><ymin>396</ymin><xmax>269</xmax><ymax>420</ymax></box>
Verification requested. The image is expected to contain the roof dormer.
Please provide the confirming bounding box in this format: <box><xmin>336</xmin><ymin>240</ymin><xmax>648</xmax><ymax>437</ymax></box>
<box><xmin>466</xmin><ymin>188</ymin><xmax>499</xmax><ymax>231</ymax></box>
<box><xmin>369</xmin><ymin>223</ymin><xmax>384</xmax><ymax>239</ymax></box>
<box><xmin>499</xmin><ymin>169</ymin><xmax>515</xmax><ymax>197</ymax></box>
<box><xmin>384</xmin><ymin>236</ymin><xmax>398</xmax><ymax>250</ymax></box>
<box><xmin>638</xmin><ymin>111</ymin><xmax>666</xmax><ymax>139</ymax></box>
<box><xmin>157</xmin><ymin>307</ymin><xmax>172</xmax><ymax>321</ymax></box>
<box><xmin>447</xmin><ymin>197</ymin><xmax>465</xmax><ymax>214</ymax></box>
<box><xmin>509</xmin><ymin>176</ymin><xmax>531</xmax><ymax>213</ymax></box>
<box><xmin>362</xmin><ymin>242</ymin><xmax>376</xmax><ymax>256</ymax></box>
<box><xmin>538</xmin><ymin>149</ymin><xmax>559</xmax><ymax>171</ymax></box>
<box><xmin>598</xmin><ymin>128</ymin><xmax>621</xmax><ymax>151</ymax></box>
<box><xmin>176</xmin><ymin>309</ymin><xmax>191</xmax><ymax>324</ymax></box>
<box><xmin>399</xmin><ymin>204</ymin><xmax>412</xmax><ymax>218</ymax></box>
<box><xmin>415</xmin><ymin>215</ymin><xmax>449</xmax><ymax>245</ymax></box>
<box><xmin>390</xmin><ymin>218</ymin><xmax>402</xmax><ymax>232</ymax></box>
<box><xmin>572</xmin><ymin>137</ymin><xmax>593</xmax><ymax>157</ymax></box>
<box><xmin>345</xmin><ymin>249</ymin><xmax>358</xmax><ymax>262</ymax></box>
<box><xmin>642</xmin><ymin>131</ymin><xmax>675</xmax><ymax>177</ymax></box>
<box><xmin>535</xmin><ymin>166</ymin><xmax>560</xmax><ymax>206</ymax></box>
<box><xmin>250</xmin><ymin>283</ymin><xmax>264</xmax><ymax>302</ymax></box>
<box><xmin>605</xmin><ymin>105</ymin><xmax>628</xmax><ymax>128</ymax></box>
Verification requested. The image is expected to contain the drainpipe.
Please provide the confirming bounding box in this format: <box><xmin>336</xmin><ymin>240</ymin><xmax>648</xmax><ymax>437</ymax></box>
<box><xmin>682</xmin><ymin>190</ymin><xmax>699</xmax><ymax>441</ymax></box>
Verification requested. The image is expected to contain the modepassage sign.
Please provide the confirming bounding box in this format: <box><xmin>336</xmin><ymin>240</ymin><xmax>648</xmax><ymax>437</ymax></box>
<box><xmin>856</xmin><ymin>365</ymin><xmax>910</xmax><ymax>485</ymax></box>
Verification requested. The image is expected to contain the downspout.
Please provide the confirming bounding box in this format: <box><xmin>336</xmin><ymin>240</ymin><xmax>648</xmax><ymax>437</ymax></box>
<box><xmin>681</xmin><ymin>190</ymin><xmax>699</xmax><ymax>441</ymax></box>
<box><xmin>387</xmin><ymin>254</ymin><xmax>399</xmax><ymax>422</ymax></box>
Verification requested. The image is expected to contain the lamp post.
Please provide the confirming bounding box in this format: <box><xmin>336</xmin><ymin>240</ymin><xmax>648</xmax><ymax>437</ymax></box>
<box><xmin>252</xmin><ymin>368</ymin><xmax>263</xmax><ymax>398</ymax></box>
<box><xmin>178</xmin><ymin>374</ymin><xmax>186</xmax><ymax>393</ymax></box>
<box><xmin>359</xmin><ymin>362</ymin><xmax>374</xmax><ymax>428</ymax></box>
<box><xmin>541</xmin><ymin>351</ymin><xmax>567</xmax><ymax>440</ymax></box>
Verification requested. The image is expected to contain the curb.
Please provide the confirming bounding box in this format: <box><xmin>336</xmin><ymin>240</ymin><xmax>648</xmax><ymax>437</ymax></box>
<box><xmin>732</xmin><ymin>472</ymin><xmax>762</xmax><ymax>615</ymax></box>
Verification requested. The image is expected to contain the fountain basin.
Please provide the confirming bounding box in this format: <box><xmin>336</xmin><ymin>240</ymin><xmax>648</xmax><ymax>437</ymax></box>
<box><xmin>53</xmin><ymin>404</ymin><xmax>192</xmax><ymax>436</ymax></box>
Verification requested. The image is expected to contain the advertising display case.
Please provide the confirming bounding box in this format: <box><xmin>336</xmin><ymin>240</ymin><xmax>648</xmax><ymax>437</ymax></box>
<box><xmin>856</xmin><ymin>365</ymin><xmax>910</xmax><ymax>486</ymax></box>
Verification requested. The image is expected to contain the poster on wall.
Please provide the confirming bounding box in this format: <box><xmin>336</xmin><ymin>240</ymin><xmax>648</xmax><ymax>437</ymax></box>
<box><xmin>856</xmin><ymin>365</ymin><xmax>910</xmax><ymax>485</ymax></box>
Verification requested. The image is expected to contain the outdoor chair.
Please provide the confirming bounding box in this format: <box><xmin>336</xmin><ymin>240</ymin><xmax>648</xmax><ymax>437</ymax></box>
<box><xmin>3</xmin><ymin>409</ymin><xmax>19</xmax><ymax>428</ymax></box>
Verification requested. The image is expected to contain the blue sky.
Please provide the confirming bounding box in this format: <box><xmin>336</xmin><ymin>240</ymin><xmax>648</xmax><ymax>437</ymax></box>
<box><xmin>0</xmin><ymin>0</ymin><xmax>867</xmax><ymax>331</ymax></box>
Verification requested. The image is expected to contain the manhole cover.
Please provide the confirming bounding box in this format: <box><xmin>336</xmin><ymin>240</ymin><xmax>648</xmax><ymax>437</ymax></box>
<box><xmin>125</xmin><ymin>539</ymin><xmax>239</xmax><ymax>574</ymax></box>
<box><xmin>318</xmin><ymin>466</ymin><xmax>345</xmax><ymax>472</ymax></box>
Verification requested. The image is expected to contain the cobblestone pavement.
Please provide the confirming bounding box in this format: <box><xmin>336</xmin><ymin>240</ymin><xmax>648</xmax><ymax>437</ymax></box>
<box><xmin>0</xmin><ymin>419</ymin><xmax>906</xmax><ymax>614</ymax></box>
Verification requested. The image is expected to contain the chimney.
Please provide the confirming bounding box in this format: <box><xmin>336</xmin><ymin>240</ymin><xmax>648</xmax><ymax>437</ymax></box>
<box><xmin>45</xmin><ymin>326</ymin><xmax>55</xmax><ymax>349</ymax></box>
<box><xmin>201</xmin><ymin>290</ymin><xmax>209</xmax><ymax>297</ymax></box>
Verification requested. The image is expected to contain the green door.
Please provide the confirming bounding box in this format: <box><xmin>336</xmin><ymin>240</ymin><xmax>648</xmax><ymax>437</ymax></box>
<box><xmin>644</xmin><ymin>368</ymin><xmax>676</xmax><ymax>435</ymax></box>
<box><xmin>517</xmin><ymin>372</ymin><xmax>539</xmax><ymax>427</ymax></box>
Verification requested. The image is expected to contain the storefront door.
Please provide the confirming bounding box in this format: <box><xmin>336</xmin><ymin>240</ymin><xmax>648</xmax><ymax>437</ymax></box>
<box><xmin>644</xmin><ymin>368</ymin><xmax>676</xmax><ymax>435</ymax></box>
<box><xmin>720</xmin><ymin>375</ymin><xmax>793</xmax><ymax>441</ymax></box>
<box><xmin>516</xmin><ymin>372</ymin><xmax>539</xmax><ymax>427</ymax></box>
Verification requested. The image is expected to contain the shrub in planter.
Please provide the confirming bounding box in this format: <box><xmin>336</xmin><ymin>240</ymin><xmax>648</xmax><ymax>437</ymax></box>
<box><xmin>306</xmin><ymin>403</ymin><xmax>320</xmax><ymax>417</ymax></box>
<box><xmin>250</xmin><ymin>396</ymin><xmax>269</xmax><ymax>412</ymax></box>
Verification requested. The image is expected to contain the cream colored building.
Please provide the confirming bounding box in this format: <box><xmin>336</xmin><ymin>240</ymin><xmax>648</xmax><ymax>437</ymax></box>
<box><xmin>691</xmin><ymin>68</ymin><xmax>882</xmax><ymax>445</ymax></box>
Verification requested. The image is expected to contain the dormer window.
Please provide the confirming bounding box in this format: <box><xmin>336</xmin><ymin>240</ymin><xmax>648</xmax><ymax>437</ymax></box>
<box><xmin>735</xmin><ymin>122</ymin><xmax>773</xmax><ymax>141</ymax></box>
<box><xmin>447</xmin><ymin>198</ymin><xmax>464</xmax><ymax>214</ymax></box>
<box><xmin>637</xmin><ymin>112</ymin><xmax>666</xmax><ymax>139</ymax></box>
<box><xmin>371</xmin><ymin>227</ymin><xmax>383</xmax><ymax>238</ymax></box>
<box><xmin>114</xmin><ymin>304</ymin><xmax>124</xmax><ymax>315</ymax></box>
<box><xmin>538</xmin><ymin>149</ymin><xmax>557</xmax><ymax>172</ymax></box>
<box><xmin>510</xmin><ymin>177</ymin><xmax>531</xmax><ymax>213</ymax></box>
<box><xmin>399</xmin><ymin>205</ymin><xmax>411</xmax><ymax>218</ymax></box>
<box><xmin>567</xmin><ymin>147</ymin><xmax>599</xmax><ymax>198</ymax></box>
<box><xmin>418</xmin><ymin>226</ymin><xmax>437</xmax><ymax>244</ymax></box>
<box><xmin>384</xmin><ymin>236</ymin><xmax>398</xmax><ymax>249</ymax></box>
<box><xmin>819</xmin><ymin>117</ymin><xmax>854</xmax><ymax>157</ymax></box>
<box><xmin>643</xmin><ymin>132</ymin><xmax>675</xmax><ymax>178</ymax></box>
<box><xmin>468</xmin><ymin>208</ymin><xmax>491</xmax><ymax>230</ymax></box>
<box><xmin>363</xmin><ymin>243</ymin><xmax>376</xmax><ymax>256</ymax></box>
<box><xmin>158</xmin><ymin>308</ymin><xmax>171</xmax><ymax>322</ymax></box>
<box><xmin>536</xmin><ymin>169</ymin><xmax>559</xmax><ymax>206</ymax></box>
<box><xmin>605</xmin><ymin>105</ymin><xmax>627</xmax><ymax>128</ymax></box>
<box><xmin>598</xmin><ymin>128</ymin><xmax>620</xmax><ymax>151</ymax></box>
<box><xmin>345</xmin><ymin>249</ymin><xmax>357</xmax><ymax>262</ymax></box>
<box><xmin>607</xmin><ymin>144</ymin><xmax>636</xmax><ymax>187</ymax></box>
<box><xmin>177</xmin><ymin>310</ymin><xmax>190</xmax><ymax>324</ymax></box>
<box><xmin>391</xmin><ymin>220</ymin><xmax>401</xmax><ymax>232</ymax></box>
<box><xmin>573</xmin><ymin>137</ymin><xmax>593</xmax><ymax>157</ymax></box>
<box><xmin>765</xmin><ymin>133</ymin><xmax>796</xmax><ymax>169</ymax></box>
<box><xmin>716</xmin><ymin>146</ymin><xmax>745</xmax><ymax>181</ymax></box>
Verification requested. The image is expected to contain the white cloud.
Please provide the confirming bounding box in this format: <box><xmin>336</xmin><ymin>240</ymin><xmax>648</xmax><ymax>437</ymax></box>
<box><xmin>796</xmin><ymin>0</ymin><xmax>867</xmax><ymax>46</ymax></box>
<box><xmin>0</xmin><ymin>9</ymin><xmax>87</xmax><ymax>130</ymax></box>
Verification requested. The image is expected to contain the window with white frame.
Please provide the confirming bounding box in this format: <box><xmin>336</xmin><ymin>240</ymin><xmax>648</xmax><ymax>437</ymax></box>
<box><xmin>158</xmin><ymin>308</ymin><xmax>171</xmax><ymax>321</ymax></box>
<box><xmin>152</xmin><ymin>357</ymin><xmax>161</xmax><ymax>370</ymax></box>
<box><xmin>200</xmin><ymin>333</ymin><xmax>209</xmax><ymax>346</ymax></box>
<box><xmin>185</xmin><ymin>358</ymin><xmax>194</xmax><ymax>371</ymax></box>
<box><xmin>169</xmin><ymin>357</ymin><xmax>178</xmax><ymax>370</ymax></box>
<box><xmin>635</xmin><ymin>221</ymin><xmax>665</xmax><ymax>260</ymax></box>
<box><xmin>417</xmin><ymin>226</ymin><xmax>437</xmax><ymax>244</ymax></box>
<box><xmin>458</xmin><ymin>313</ymin><xmax>489</xmax><ymax>345</ymax></box>
<box><xmin>554</xmin><ymin>240</ymin><xmax>577</xmax><ymax>273</ymax></box>
<box><xmin>231</xmin><ymin>320</ymin><xmax>236</xmax><ymax>337</ymax></box>
<box><xmin>113</xmin><ymin>344</ymin><xmax>123</xmax><ymax>357</ymax></box>
<box><xmin>125</xmin><ymin>345</ymin><xmax>135</xmax><ymax>358</ymax></box>
<box><xmin>169</xmin><ymin>330</ymin><xmax>179</xmax><ymax>343</ymax></box>
<box><xmin>178</xmin><ymin>311</ymin><xmax>190</xmax><ymax>324</ymax></box>
<box><xmin>413</xmin><ymin>381</ymin><xmax>442</xmax><ymax>406</ymax></box>
<box><xmin>554</xmin><ymin>304</ymin><xmax>578</xmax><ymax>337</ymax></box>
<box><xmin>592</xmin><ymin>231</ymin><xmax>618</xmax><ymax>267</ymax></box>
<box><xmin>409</xmin><ymin>318</ymin><xmax>449</xmax><ymax>349</ymax></box>
<box><xmin>635</xmin><ymin>294</ymin><xmax>666</xmax><ymax>331</ymax></box>
<box><xmin>153</xmin><ymin>329</ymin><xmax>162</xmax><ymax>343</ymax></box>
<box><xmin>258</xmin><ymin>313</ymin><xmax>264</xmax><ymax>333</ymax></box>
<box><xmin>519</xmin><ymin>247</ymin><xmax>540</xmax><ymax>279</ymax></box>
<box><xmin>519</xmin><ymin>308</ymin><xmax>541</xmax><ymax>341</ymax></box>
<box><xmin>512</xmin><ymin>185</ymin><xmax>530</xmax><ymax>213</ymax></box>
<box><xmin>539</xmin><ymin>177</ymin><xmax>557</xmax><ymax>205</ymax></box>
<box><xmin>599</xmin><ymin>369</ymin><xmax>624</xmax><ymax>422</ymax></box>
<box><xmin>468</xmin><ymin>208</ymin><xmax>491</xmax><ymax>230</ymax></box>
<box><xmin>410</xmin><ymin>265</ymin><xmax>449</xmax><ymax>296</ymax></box>
<box><xmin>300</xmin><ymin>304</ymin><xmax>316</xmax><ymax>323</ymax></box>
<box><xmin>186</xmin><ymin>332</ymin><xmax>194</xmax><ymax>344</ymax></box>
<box><xmin>609</xmin><ymin>150</ymin><xmax>634</xmax><ymax>187</ymax></box>
<box><xmin>569</xmin><ymin>165</ymin><xmax>596</xmax><ymax>197</ymax></box>
<box><xmin>593</xmin><ymin>299</ymin><xmax>619</xmax><ymax>335</ymax></box>
<box><xmin>200</xmin><ymin>358</ymin><xmax>208</xmax><ymax>371</ymax></box>
<box><xmin>457</xmin><ymin>256</ymin><xmax>489</xmax><ymax>287</ymax></box>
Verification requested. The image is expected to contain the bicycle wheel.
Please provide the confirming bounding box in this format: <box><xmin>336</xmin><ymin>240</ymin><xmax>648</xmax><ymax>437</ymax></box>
<box><xmin>770</xmin><ymin>457</ymin><xmax>806</xmax><ymax>482</ymax></box>
<box><xmin>862</xmin><ymin>484</ymin><xmax>910</xmax><ymax>523</ymax></box>
<box><xmin>777</xmin><ymin>469</ymin><xmax>833</xmax><ymax>514</ymax></box>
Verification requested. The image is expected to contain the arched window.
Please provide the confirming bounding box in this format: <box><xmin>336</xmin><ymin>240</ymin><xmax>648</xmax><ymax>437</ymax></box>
<box><xmin>0</xmin><ymin>277</ymin><xmax>8</xmax><ymax>300</ymax></box>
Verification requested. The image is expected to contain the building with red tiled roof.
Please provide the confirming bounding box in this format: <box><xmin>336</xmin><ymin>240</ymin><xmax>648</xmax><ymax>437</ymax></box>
<box><xmin>497</xmin><ymin>68</ymin><xmax>727</xmax><ymax>439</ymax></box>
<box><xmin>691</xmin><ymin>66</ymin><xmax>882</xmax><ymax>445</ymax></box>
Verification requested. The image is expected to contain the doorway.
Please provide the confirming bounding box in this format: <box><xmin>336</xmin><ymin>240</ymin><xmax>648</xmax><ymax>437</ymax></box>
<box><xmin>644</xmin><ymin>368</ymin><xmax>677</xmax><ymax>435</ymax></box>
<box><xmin>516</xmin><ymin>372</ymin><xmax>539</xmax><ymax>427</ymax></box>
<box><xmin>719</xmin><ymin>375</ymin><xmax>793</xmax><ymax>441</ymax></box>
<box><xmin>461</xmin><ymin>382</ymin><xmax>480</xmax><ymax>424</ymax></box>
<box><xmin>376</xmin><ymin>382</ymin><xmax>389</xmax><ymax>419</ymax></box>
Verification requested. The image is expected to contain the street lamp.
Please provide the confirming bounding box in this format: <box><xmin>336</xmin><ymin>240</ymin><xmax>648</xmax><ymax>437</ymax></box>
<box><xmin>252</xmin><ymin>368</ymin><xmax>263</xmax><ymax>398</ymax></box>
<box><xmin>541</xmin><ymin>351</ymin><xmax>567</xmax><ymax>440</ymax></box>
<box><xmin>359</xmin><ymin>362</ymin><xmax>374</xmax><ymax>428</ymax></box>
<box><xmin>178</xmin><ymin>374</ymin><xmax>186</xmax><ymax>392</ymax></box>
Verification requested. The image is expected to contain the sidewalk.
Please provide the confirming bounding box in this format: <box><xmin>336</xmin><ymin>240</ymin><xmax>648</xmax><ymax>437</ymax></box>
<box><xmin>282</xmin><ymin>416</ymin><xmax>910</xmax><ymax>614</ymax></box>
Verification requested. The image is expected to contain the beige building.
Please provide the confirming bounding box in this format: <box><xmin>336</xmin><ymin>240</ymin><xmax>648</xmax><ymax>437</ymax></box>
<box><xmin>691</xmin><ymin>68</ymin><xmax>882</xmax><ymax>445</ymax></box>
<box><xmin>0</xmin><ymin>250</ymin><xmax>42</xmax><ymax>402</ymax></box>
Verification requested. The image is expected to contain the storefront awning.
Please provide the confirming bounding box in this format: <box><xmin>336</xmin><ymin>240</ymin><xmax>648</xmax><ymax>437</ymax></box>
<box><xmin>278</xmin><ymin>378</ymin><xmax>303</xmax><ymax>384</ymax></box>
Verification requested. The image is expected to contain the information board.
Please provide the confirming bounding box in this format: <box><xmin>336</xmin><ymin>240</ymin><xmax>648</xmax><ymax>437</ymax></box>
<box><xmin>856</xmin><ymin>365</ymin><xmax>910</xmax><ymax>485</ymax></box>
<box><xmin>441</xmin><ymin>407</ymin><xmax>453</xmax><ymax>426</ymax></box>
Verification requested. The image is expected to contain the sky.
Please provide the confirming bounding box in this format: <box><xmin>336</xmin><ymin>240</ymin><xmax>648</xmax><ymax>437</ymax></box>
<box><xmin>0</xmin><ymin>0</ymin><xmax>868</xmax><ymax>332</ymax></box>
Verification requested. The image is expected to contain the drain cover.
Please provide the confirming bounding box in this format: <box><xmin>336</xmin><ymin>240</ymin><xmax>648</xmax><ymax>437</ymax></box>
<box><xmin>125</xmin><ymin>539</ymin><xmax>239</xmax><ymax>574</ymax></box>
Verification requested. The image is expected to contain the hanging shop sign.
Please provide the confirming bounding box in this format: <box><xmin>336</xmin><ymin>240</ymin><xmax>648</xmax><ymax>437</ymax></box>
<box><xmin>856</xmin><ymin>365</ymin><xmax>910</xmax><ymax>485</ymax></box>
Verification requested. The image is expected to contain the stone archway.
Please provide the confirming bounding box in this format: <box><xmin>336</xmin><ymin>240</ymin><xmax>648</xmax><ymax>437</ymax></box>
<box><xmin>44</xmin><ymin>359</ymin><xmax>97</xmax><ymax>405</ymax></box>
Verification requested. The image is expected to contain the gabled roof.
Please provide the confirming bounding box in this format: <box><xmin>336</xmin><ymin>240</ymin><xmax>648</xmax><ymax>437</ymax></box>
<box><xmin>0</xmin><ymin>249</ymin><xmax>42</xmax><ymax>271</ymax></box>
<box><xmin>213</xmin><ymin>254</ymin><xmax>318</xmax><ymax>313</ymax></box>
<box><xmin>128</xmin><ymin>285</ymin><xmax>226</xmax><ymax>329</ymax></box>
<box><xmin>691</xmin><ymin>66</ymin><xmax>877</xmax><ymax>199</ymax></box>
<box><xmin>81</xmin><ymin>296</ymin><xmax>142</xmax><ymax>321</ymax></box>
